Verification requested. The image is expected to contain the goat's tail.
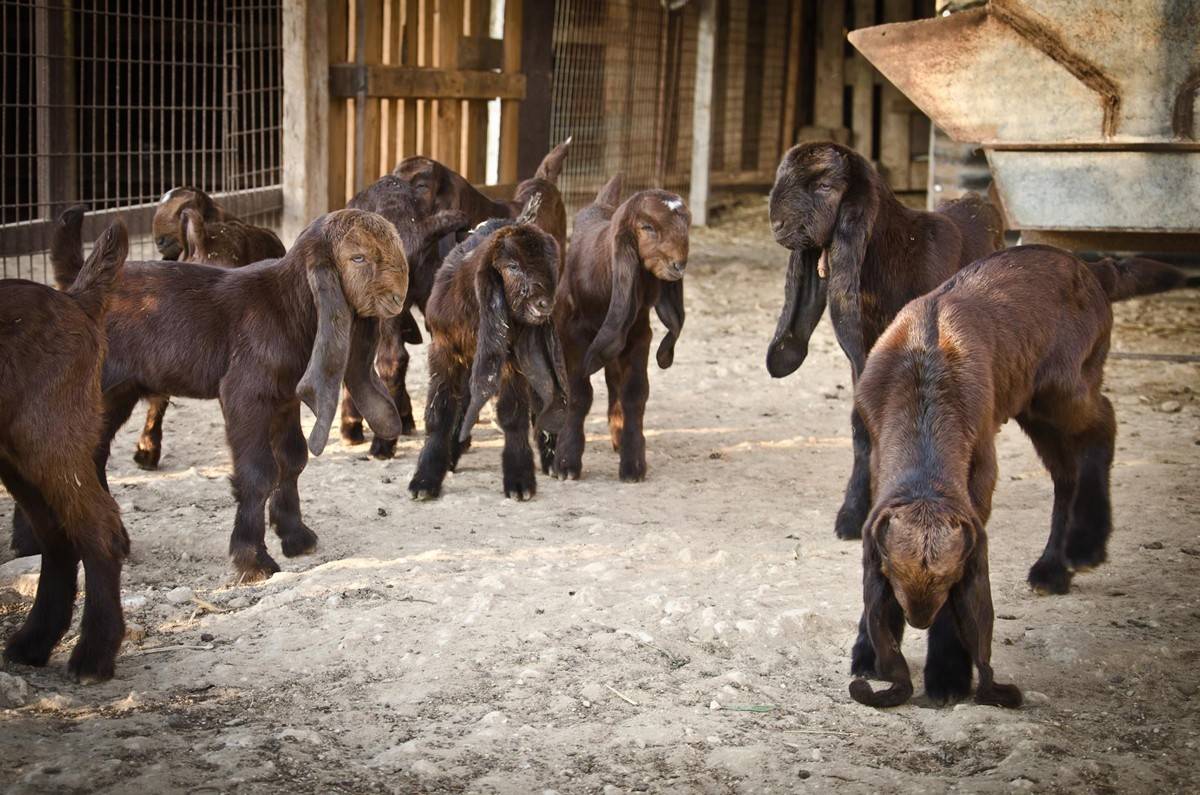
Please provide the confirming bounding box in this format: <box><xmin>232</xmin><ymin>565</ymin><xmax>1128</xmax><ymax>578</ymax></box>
<box><xmin>50</xmin><ymin>205</ymin><xmax>87</xmax><ymax>291</ymax></box>
<box><xmin>1088</xmin><ymin>256</ymin><xmax>1199</xmax><ymax>302</ymax></box>
<box><xmin>69</xmin><ymin>219</ymin><xmax>129</xmax><ymax>321</ymax></box>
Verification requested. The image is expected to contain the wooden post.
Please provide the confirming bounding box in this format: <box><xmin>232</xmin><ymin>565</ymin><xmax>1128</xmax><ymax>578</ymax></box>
<box><xmin>850</xmin><ymin>0</ymin><xmax>875</xmax><ymax>160</ymax></box>
<box><xmin>499</xmin><ymin>0</ymin><xmax>522</xmax><ymax>184</ymax></box>
<box><xmin>361</xmin><ymin>0</ymin><xmax>385</xmax><ymax>186</ymax></box>
<box><xmin>516</xmin><ymin>0</ymin><xmax>555</xmax><ymax>181</ymax></box>
<box><xmin>779</xmin><ymin>0</ymin><xmax>802</xmax><ymax>155</ymax></box>
<box><xmin>282</xmin><ymin>0</ymin><xmax>333</xmax><ymax>244</ymax></box>
<box><xmin>878</xmin><ymin>0</ymin><xmax>910</xmax><ymax>189</ymax></box>
<box><xmin>812</xmin><ymin>0</ymin><xmax>845</xmax><ymax>138</ymax></box>
<box><xmin>690</xmin><ymin>0</ymin><xmax>716</xmax><ymax>227</ymax></box>
<box><xmin>435</xmin><ymin>0</ymin><xmax>464</xmax><ymax>169</ymax></box>
<box><xmin>463</xmin><ymin>0</ymin><xmax>491</xmax><ymax>182</ymax></box>
<box><xmin>403</xmin><ymin>0</ymin><xmax>419</xmax><ymax>159</ymax></box>
<box><xmin>35</xmin><ymin>0</ymin><xmax>77</xmax><ymax>220</ymax></box>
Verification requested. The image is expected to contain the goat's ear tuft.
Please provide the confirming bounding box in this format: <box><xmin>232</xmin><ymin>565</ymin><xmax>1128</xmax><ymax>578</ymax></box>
<box><xmin>596</xmin><ymin>173</ymin><xmax>623</xmax><ymax>208</ymax></box>
<box><xmin>534</xmin><ymin>138</ymin><xmax>572</xmax><ymax>184</ymax></box>
<box><xmin>180</xmin><ymin>208</ymin><xmax>206</xmax><ymax>262</ymax></box>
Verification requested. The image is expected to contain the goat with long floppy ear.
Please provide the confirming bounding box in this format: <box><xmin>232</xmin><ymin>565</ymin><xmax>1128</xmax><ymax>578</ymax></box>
<box><xmin>766</xmin><ymin>141</ymin><xmax>1004</xmax><ymax>542</ymax></box>
<box><xmin>409</xmin><ymin>197</ymin><xmax>565</xmax><ymax>501</ymax></box>
<box><xmin>550</xmin><ymin>181</ymin><xmax>691</xmax><ymax>483</ymax></box>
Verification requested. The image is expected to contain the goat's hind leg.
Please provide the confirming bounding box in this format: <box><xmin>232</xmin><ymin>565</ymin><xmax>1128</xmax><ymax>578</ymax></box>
<box><xmin>133</xmin><ymin>394</ymin><xmax>169</xmax><ymax>470</ymax></box>
<box><xmin>223</xmin><ymin>396</ymin><xmax>282</xmax><ymax>582</ymax></box>
<box><xmin>67</xmin><ymin>492</ymin><xmax>126</xmax><ymax>682</ymax></box>
<box><xmin>1019</xmin><ymin>414</ymin><xmax>1078</xmax><ymax>595</ymax></box>
<box><xmin>339</xmin><ymin>389</ymin><xmax>366</xmax><ymax>445</ymax></box>
<box><xmin>835</xmin><ymin>408</ymin><xmax>872</xmax><ymax>540</ymax></box>
<box><xmin>849</xmin><ymin>568</ymin><xmax>913</xmax><ymax>707</ymax></box>
<box><xmin>0</xmin><ymin>465</ymin><xmax>79</xmax><ymax>668</ymax></box>
<box><xmin>1064</xmin><ymin>396</ymin><xmax>1115</xmax><ymax>572</ymax></box>
<box><xmin>950</xmin><ymin>535</ymin><xmax>1021</xmax><ymax>708</ymax></box>
<box><xmin>269</xmin><ymin>401</ymin><xmax>318</xmax><ymax>558</ymax></box>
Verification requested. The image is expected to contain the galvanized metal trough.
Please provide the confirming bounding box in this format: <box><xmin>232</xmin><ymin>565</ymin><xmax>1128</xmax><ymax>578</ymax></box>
<box><xmin>849</xmin><ymin>0</ymin><xmax>1200</xmax><ymax>252</ymax></box>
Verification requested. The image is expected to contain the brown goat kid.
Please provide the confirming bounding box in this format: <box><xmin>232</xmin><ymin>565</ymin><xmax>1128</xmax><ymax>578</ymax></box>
<box><xmin>1</xmin><ymin>221</ymin><xmax>130</xmax><ymax>682</ymax></box>
<box><xmin>408</xmin><ymin>203</ymin><xmax>567</xmax><ymax>501</ymax></box>
<box><xmin>767</xmin><ymin>142</ymin><xmax>1004</xmax><ymax>541</ymax></box>
<box><xmin>153</xmin><ymin>186</ymin><xmax>284</xmax><ymax>262</ymax></box>
<box><xmin>342</xmin><ymin>140</ymin><xmax>573</xmax><ymax>459</ymax></box>
<box><xmin>548</xmin><ymin>175</ymin><xmax>690</xmax><ymax>482</ymax></box>
<box><xmin>179</xmin><ymin>208</ymin><xmax>287</xmax><ymax>267</ymax></box>
<box><xmin>847</xmin><ymin>246</ymin><xmax>1197</xmax><ymax>709</ymax></box>
<box><xmin>81</xmin><ymin>209</ymin><xmax>405</xmax><ymax>582</ymax></box>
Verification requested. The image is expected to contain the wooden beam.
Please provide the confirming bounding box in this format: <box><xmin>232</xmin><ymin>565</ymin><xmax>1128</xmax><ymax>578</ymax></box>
<box><xmin>499</xmin><ymin>0</ymin><xmax>523</xmax><ymax>184</ymax></box>
<box><xmin>690</xmin><ymin>0</ymin><xmax>716</xmax><ymax>226</ymax></box>
<box><xmin>329</xmin><ymin>65</ymin><xmax>526</xmax><ymax>99</ymax></box>
<box><xmin>283</xmin><ymin>0</ymin><xmax>333</xmax><ymax>244</ymax></box>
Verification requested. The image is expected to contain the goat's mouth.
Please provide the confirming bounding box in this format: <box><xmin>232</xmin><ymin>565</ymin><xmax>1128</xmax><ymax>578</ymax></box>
<box><xmin>156</xmin><ymin>236</ymin><xmax>182</xmax><ymax>259</ymax></box>
<box><xmin>376</xmin><ymin>292</ymin><xmax>407</xmax><ymax>317</ymax></box>
<box><xmin>522</xmin><ymin>305</ymin><xmax>553</xmax><ymax>324</ymax></box>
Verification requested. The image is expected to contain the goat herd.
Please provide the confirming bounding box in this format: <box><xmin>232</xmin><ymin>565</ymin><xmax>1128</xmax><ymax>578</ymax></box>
<box><xmin>0</xmin><ymin>139</ymin><xmax>1195</xmax><ymax>714</ymax></box>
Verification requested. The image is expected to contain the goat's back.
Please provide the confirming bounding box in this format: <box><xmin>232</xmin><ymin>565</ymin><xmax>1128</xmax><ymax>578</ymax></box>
<box><xmin>936</xmin><ymin>192</ymin><xmax>1005</xmax><ymax>268</ymax></box>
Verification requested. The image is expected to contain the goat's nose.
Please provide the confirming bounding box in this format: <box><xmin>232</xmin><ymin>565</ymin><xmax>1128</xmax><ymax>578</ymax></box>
<box><xmin>535</xmin><ymin>297</ymin><xmax>553</xmax><ymax>313</ymax></box>
<box><xmin>770</xmin><ymin>219</ymin><xmax>785</xmax><ymax>234</ymax></box>
<box><xmin>671</xmin><ymin>260</ymin><xmax>686</xmax><ymax>276</ymax></box>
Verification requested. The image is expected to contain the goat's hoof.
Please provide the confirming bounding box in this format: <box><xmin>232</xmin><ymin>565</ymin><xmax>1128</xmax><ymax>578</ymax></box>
<box><xmin>369</xmin><ymin>437</ymin><xmax>398</xmax><ymax>460</ymax></box>
<box><xmin>132</xmin><ymin>445</ymin><xmax>161</xmax><ymax>471</ymax></box>
<box><xmin>408</xmin><ymin>475</ymin><xmax>442</xmax><ymax>501</ymax></box>
<box><xmin>400</xmin><ymin>416</ymin><xmax>418</xmax><ymax>436</ymax></box>
<box><xmin>1027</xmin><ymin>560</ymin><xmax>1072</xmax><ymax>595</ymax></box>
<box><xmin>849</xmin><ymin>677</ymin><xmax>913</xmax><ymax>708</ymax></box>
<box><xmin>975</xmin><ymin>681</ymin><xmax>1023</xmax><ymax>709</ymax></box>
<box><xmin>231</xmin><ymin>547</ymin><xmax>281</xmax><ymax>583</ymax></box>
<box><xmin>554</xmin><ymin>462</ymin><xmax>581</xmax><ymax>481</ymax></box>
<box><xmin>504</xmin><ymin>472</ymin><xmax>537</xmax><ymax>501</ymax></box>
<box><xmin>68</xmin><ymin>641</ymin><xmax>118</xmax><ymax>683</ymax></box>
<box><xmin>924</xmin><ymin>656</ymin><xmax>973</xmax><ymax>706</ymax></box>
<box><xmin>1066</xmin><ymin>541</ymin><xmax>1107</xmax><ymax>573</ymax></box>
<box><xmin>279</xmin><ymin>524</ymin><xmax>319</xmax><ymax>558</ymax></box>
<box><xmin>850</xmin><ymin>641</ymin><xmax>877</xmax><ymax>679</ymax></box>
<box><xmin>834</xmin><ymin>507</ymin><xmax>867</xmax><ymax>540</ymax></box>
<box><xmin>3</xmin><ymin>629</ymin><xmax>54</xmax><ymax>668</ymax></box>
<box><xmin>340</xmin><ymin>422</ymin><xmax>366</xmax><ymax>446</ymax></box>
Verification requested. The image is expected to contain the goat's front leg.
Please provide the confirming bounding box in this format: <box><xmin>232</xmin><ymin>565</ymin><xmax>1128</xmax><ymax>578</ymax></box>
<box><xmin>617</xmin><ymin>319</ymin><xmax>651</xmax><ymax>483</ymax></box>
<box><xmin>835</xmin><ymin>407</ymin><xmax>872</xmax><ymax>539</ymax></box>
<box><xmin>133</xmin><ymin>394</ymin><xmax>169</xmax><ymax>470</ymax></box>
<box><xmin>222</xmin><ymin>392</ymin><xmax>282</xmax><ymax>582</ymax></box>
<box><xmin>951</xmin><ymin>535</ymin><xmax>1022</xmax><ymax>708</ymax></box>
<box><xmin>554</xmin><ymin>361</ymin><xmax>594</xmax><ymax>482</ymax></box>
<box><xmin>370</xmin><ymin>316</ymin><xmax>416</xmax><ymax>459</ymax></box>
<box><xmin>497</xmin><ymin>371</ymin><xmax>536</xmax><ymax>500</ymax></box>
<box><xmin>409</xmin><ymin>348</ymin><xmax>466</xmax><ymax>500</ymax></box>
<box><xmin>849</xmin><ymin>566</ymin><xmax>913</xmax><ymax>708</ymax></box>
<box><xmin>604</xmin><ymin>361</ymin><xmax>626</xmax><ymax>452</ymax></box>
<box><xmin>268</xmin><ymin>400</ymin><xmax>318</xmax><ymax>558</ymax></box>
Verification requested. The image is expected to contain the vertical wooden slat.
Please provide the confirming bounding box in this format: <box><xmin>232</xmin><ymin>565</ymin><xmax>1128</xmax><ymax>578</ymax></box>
<box><xmin>779</xmin><ymin>0</ymin><xmax>802</xmax><ymax>155</ymax></box>
<box><xmin>721</xmin><ymin>0</ymin><xmax>745</xmax><ymax>174</ymax></box>
<box><xmin>850</xmin><ymin>0</ymin><xmax>875</xmax><ymax>160</ymax></box>
<box><xmin>879</xmin><ymin>0</ymin><xmax>910</xmax><ymax>189</ymax></box>
<box><xmin>516</xmin><ymin>0</ymin><xmax>555</xmax><ymax>181</ymax></box>
<box><xmin>463</xmin><ymin>0</ymin><xmax>490</xmax><ymax>182</ymax></box>
<box><xmin>757</xmin><ymin>0</ymin><xmax>785</xmax><ymax>173</ymax></box>
<box><xmin>284</xmin><ymin>0</ymin><xmax>335</xmax><ymax>243</ymax></box>
<box><xmin>361</xmin><ymin>0</ymin><xmax>385</xmax><ymax>185</ymax></box>
<box><xmin>689</xmin><ymin>0</ymin><xmax>716</xmax><ymax>226</ymax></box>
<box><xmin>812</xmin><ymin>0</ymin><xmax>844</xmax><ymax>137</ymax></box>
<box><xmin>327</xmin><ymin>1</ymin><xmax>350</xmax><ymax>212</ymax></box>
<box><xmin>381</xmin><ymin>0</ymin><xmax>403</xmax><ymax>170</ymax></box>
<box><xmin>35</xmin><ymin>0</ymin><xmax>77</xmax><ymax>220</ymax></box>
<box><xmin>402</xmin><ymin>0</ymin><xmax>419</xmax><ymax>160</ymax></box>
<box><xmin>434</xmin><ymin>0</ymin><xmax>463</xmax><ymax>169</ymax></box>
<box><xmin>419</xmin><ymin>0</ymin><xmax>434</xmax><ymax>155</ymax></box>
<box><xmin>499</xmin><ymin>0</ymin><xmax>522</xmax><ymax>184</ymax></box>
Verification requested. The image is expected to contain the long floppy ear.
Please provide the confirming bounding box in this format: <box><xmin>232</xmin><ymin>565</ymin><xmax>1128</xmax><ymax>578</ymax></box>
<box><xmin>582</xmin><ymin>214</ymin><xmax>642</xmax><ymax>375</ymax></box>
<box><xmin>458</xmin><ymin>261</ymin><xmax>512</xmax><ymax>442</ymax></box>
<box><xmin>534</xmin><ymin>137</ymin><xmax>572</xmax><ymax>184</ymax></box>
<box><xmin>514</xmin><ymin>324</ymin><xmax>569</xmax><ymax>434</ymax></box>
<box><xmin>596</xmin><ymin>173</ymin><xmax>623</xmax><ymax>208</ymax></box>
<box><xmin>826</xmin><ymin>156</ymin><xmax>879</xmax><ymax>380</ymax></box>
<box><xmin>654</xmin><ymin>279</ymin><xmax>684</xmax><ymax>369</ymax></box>
<box><xmin>180</xmin><ymin>208</ymin><xmax>206</xmax><ymax>262</ymax></box>
<box><xmin>420</xmin><ymin>208</ymin><xmax>469</xmax><ymax>244</ymax></box>
<box><xmin>344</xmin><ymin>317</ymin><xmax>403</xmax><ymax>439</ymax></box>
<box><xmin>766</xmin><ymin>248</ymin><xmax>828</xmax><ymax>377</ymax></box>
<box><xmin>296</xmin><ymin>225</ymin><xmax>355</xmax><ymax>455</ymax></box>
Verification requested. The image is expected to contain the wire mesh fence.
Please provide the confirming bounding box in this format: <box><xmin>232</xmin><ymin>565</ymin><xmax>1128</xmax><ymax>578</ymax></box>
<box><xmin>0</xmin><ymin>0</ymin><xmax>282</xmax><ymax>283</ymax></box>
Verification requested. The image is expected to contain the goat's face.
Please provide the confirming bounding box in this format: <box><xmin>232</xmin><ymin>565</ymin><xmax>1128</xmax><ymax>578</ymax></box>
<box><xmin>485</xmin><ymin>225</ymin><xmax>559</xmax><ymax>325</ymax></box>
<box><xmin>873</xmin><ymin>502</ymin><xmax>974</xmax><ymax>630</ymax></box>
<box><xmin>624</xmin><ymin>191</ymin><xmax>691</xmax><ymax>282</ymax></box>
<box><xmin>153</xmin><ymin>187</ymin><xmax>216</xmax><ymax>260</ymax></box>
<box><xmin>323</xmin><ymin>209</ymin><xmax>409</xmax><ymax>318</ymax></box>
<box><xmin>393</xmin><ymin>157</ymin><xmax>445</xmax><ymax>216</ymax></box>
<box><xmin>768</xmin><ymin>143</ymin><xmax>851</xmax><ymax>251</ymax></box>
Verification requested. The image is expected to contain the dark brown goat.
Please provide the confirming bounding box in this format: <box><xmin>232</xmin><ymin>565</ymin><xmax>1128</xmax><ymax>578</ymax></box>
<box><xmin>179</xmin><ymin>208</ymin><xmax>288</xmax><ymax>267</ymax></box>
<box><xmin>1</xmin><ymin>221</ymin><xmax>130</xmax><ymax>681</ymax></box>
<box><xmin>339</xmin><ymin>139</ymin><xmax>572</xmax><ymax>457</ymax></box>
<box><xmin>767</xmin><ymin>141</ymin><xmax>1004</xmax><ymax>541</ymax></box>
<box><xmin>408</xmin><ymin>200</ymin><xmax>567</xmax><ymax>500</ymax></box>
<box><xmin>152</xmin><ymin>186</ymin><xmax>284</xmax><ymax>262</ymax></box>
<box><xmin>336</xmin><ymin>175</ymin><xmax>469</xmax><ymax>456</ymax></box>
<box><xmin>547</xmin><ymin>174</ymin><xmax>690</xmax><ymax>482</ymax></box>
<box><xmin>847</xmin><ymin>246</ymin><xmax>1196</xmax><ymax>709</ymax></box>
<box><xmin>64</xmin><ymin>210</ymin><xmax>405</xmax><ymax>582</ymax></box>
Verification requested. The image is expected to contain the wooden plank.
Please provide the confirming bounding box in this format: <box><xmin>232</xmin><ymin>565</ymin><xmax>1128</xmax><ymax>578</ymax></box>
<box><xmin>849</xmin><ymin>0</ymin><xmax>875</xmax><ymax>160</ymax></box>
<box><xmin>284</xmin><ymin>0</ymin><xmax>334</xmax><ymax>243</ymax></box>
<box><xmin>779</xmin><ymin>0</ymin><xmax>802</xmax><ymax>155</ymax></box>
<box><xmin>362</xmin><ymin>0</ymin><xmax>385</xmax><ymax>185</ymax></box>
<box><xmin>435</xmin><ymin>0</ymin><xmax>463</xmax><ymax>170</ymax></box>
<box><xmin>516</xmin><ymin>0</ymin><xmax>555</xmax><ymax>181</ymax></box>
<box><xmin>35</xmin><ymin>0</ymin><xmax>77</xmax><ymax>220</ymax></box>
<box><xmin>329</xmin><ymin>65</ymin><xmax>527</xmax><ymax>99</ymax></box>
<box><xmin>326</xmin><ymin>0</ymin><xmax>350</xmax><ymax>211</ymax></box>
<box><xmin>419</xmin><ymin>0</ymin><xmax>434</xmax><ymax>155</ymax></box>
<box><xmin>812</xmin><ymin>0</ymin><xmax>845</xmax><ymax>136</ymax></box>
<box><xmin>757</xmin><ymin>0</ymin><xmax>787</xmax><ymax>173</ymax></box>
<box><xmin>402</xmin><ymin>0</ymin><xmax>419</xmax><ymax>161</ymax></box>
<box><xmin>689</xmin><ymin>0</ymin><xmax>716</xmax><ymax>226</ymax></box>
<box><xmin>382</xmin><ymin>0</ymin><xmax>403</xmax><ymax>170</ymax></box>
<box><xmin>463</xmin><ymin>0</ymin><xmax>491</xmax><ymax>182</ymax></box>
<box><xmin>878</xmin><ymin>0</ymin><xmax>911</xmax><ymax>190</ymax></box>
<box><xmin>721</xmin><ymin>0</ymin><xmax>746</xmax><ymax>176</ymax></box>
<box><xmin>499</xmin><ymin>0</ymin><xmax>523</xmax><ymax>184</ymax></box>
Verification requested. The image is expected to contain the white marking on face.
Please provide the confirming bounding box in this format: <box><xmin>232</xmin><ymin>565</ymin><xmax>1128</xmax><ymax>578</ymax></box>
<box><xmin>665</xmin><ymin>198</ymin><xmax>685</xmax><ymax>213</ymax></box>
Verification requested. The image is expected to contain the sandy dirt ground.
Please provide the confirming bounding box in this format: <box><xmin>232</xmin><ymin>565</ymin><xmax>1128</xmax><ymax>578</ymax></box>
<box><xmin>2</xmin><ymin>199</ymin><xmax>1199</xmax><ymax>794</ymax></box>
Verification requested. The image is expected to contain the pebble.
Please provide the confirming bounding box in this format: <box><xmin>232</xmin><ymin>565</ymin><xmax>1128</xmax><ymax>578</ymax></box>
<box><xmin>121</xmin><ymin>594</ymin><xmax>148</xmax><ymax>611</ymax></box>
<box><xmin>0</xmin><ymin>672</ymin><xmax>30</xmax><ymax>708</ymax></box>
<box><xmin>124</xmin><ymin>623</ymin><xmax>146</xmax><ymax>643</ymax></box>
<box><xmin>227</xmin><ymin>597</ymin><xmax>250</xmax><ymax>609</ymax></box>
<box><xmin>1159</xmin><ymin>400</ymin><xmax>1182</xmax><ymax>413</ymax></box>
<box><xmin>166</xmin><ymin>586</ymin><xmax>194</xmax><ymax>605</ymax></box>
<box><xmin>1141</xmin><ymin>541</ymin><xmax>1164</xmax><ymax>551</ymax></box>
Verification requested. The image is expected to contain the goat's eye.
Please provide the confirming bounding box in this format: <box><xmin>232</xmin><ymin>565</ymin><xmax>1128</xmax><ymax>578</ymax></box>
<box><xmin>640</xmin><ymin>223</ymin><xmax>656</xmax><ymax>234</ymax></box>
<box><xmin>415</xmin><ymin>183</ymin><xmax>430</xmax><ymax>193</ymax></box>
<box><xmin>351</xmin><ymin>254</ymin><xmax>367</xmax><ymax>264</ymax></box>
<box><xmin>506</xmin><ymin>261</ymin><xmax>520</xmax><ymax>273</ymax></box>
<box><xmin>816</xmin><ymin>182</ymin><xmax>833</xmax><ymax>193</ymax></box>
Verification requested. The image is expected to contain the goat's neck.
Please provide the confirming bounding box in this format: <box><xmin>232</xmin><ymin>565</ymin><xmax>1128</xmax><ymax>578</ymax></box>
<box><xmin>273</xmin><ymin>255</ymin><xmax>322</xmax><ymax>354</ymax></box>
